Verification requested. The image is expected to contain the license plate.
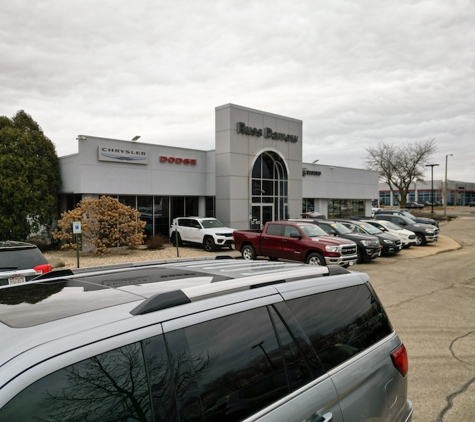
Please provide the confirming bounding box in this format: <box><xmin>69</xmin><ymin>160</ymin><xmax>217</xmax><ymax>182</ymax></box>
<box><xmin>8</xmin><ymin>276</ymin><xmax>26</xmax><ymax>285</ymax></box>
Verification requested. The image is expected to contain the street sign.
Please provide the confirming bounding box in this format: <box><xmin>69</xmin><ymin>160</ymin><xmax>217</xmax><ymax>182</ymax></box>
<box><xmin>73</xmin><ymin>221</ymin><xmax>82</xmax><ymax>234</ymax></box>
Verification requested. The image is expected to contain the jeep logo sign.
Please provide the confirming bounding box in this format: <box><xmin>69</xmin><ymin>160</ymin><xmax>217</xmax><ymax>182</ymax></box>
<box><xmin>237</xmin><ymin>122</ymin><xmax>298</xmax><ymax>143</ymax></box>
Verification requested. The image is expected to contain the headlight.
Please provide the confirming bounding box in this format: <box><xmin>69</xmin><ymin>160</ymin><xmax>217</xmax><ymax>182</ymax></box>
<box><xmin>325</xmin><ymin>245</ymin><xmax>341</xmax><ymax>253</ymax></box>
<box><xmin>400</xmin><ymin>234</ymin><xmax>409</xmax><ymax>239</ymax></box>
<box><xmin>425</xmin><ymin>229</ymin><xmax>434</xmax><ymax>234</ymax></box>
<box><xmin>383</xmin><ymin>239</ymin><xmax>394</xmax><ymax>244</ymax></box>
<box><xmin>359</xmin><ymin>240</ymin><xmax>372</xmax><ymax>247</ymax></box>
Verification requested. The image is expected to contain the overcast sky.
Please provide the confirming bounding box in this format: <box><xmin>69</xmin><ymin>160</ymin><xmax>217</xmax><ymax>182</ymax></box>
<box><xmin>1</xmin><ymin>0</ymin><xmax>474</xmax><ymax>182</ymax></box>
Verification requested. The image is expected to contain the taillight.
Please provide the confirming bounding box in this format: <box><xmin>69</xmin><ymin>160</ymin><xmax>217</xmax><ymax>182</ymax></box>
<box><xmin>391</xmin><ymin>344</ymin><xmax>408</xmax><ymax>376</ymax></box>
<box><xmin>34</xmin><ymin>263</ymin><xmax>52</xmax><ymax>274</ymax></box>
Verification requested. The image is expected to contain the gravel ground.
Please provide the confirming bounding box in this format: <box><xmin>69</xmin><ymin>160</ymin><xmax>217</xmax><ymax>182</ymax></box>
<box><xmin>44</xmin><ymin>244</ymin><xmax>235</xmax><ymax>269</ymax></box>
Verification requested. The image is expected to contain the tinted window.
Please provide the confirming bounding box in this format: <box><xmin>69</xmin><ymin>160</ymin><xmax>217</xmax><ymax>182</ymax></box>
<box><xmin>286</xmin><ymin>285</ymin><xmax>393</xmax><ymax>371</ymax></box>
<box><xmin>266</xmin><ymin>224</ymin><xmax>284</xmax><ymax>236</ymax></box>
<box><xmin>0</xmin><ymin>247</ymin><xmax>47</xmax><ymax>270</ymax></box>
<box><xmin>165</xmin><ymin>307</ymin><xmax>289</xmax><ymax>422</ymax></box>
<box><xmin>0</xmin><ymin>342</ymin><xmax>152</xmax><ymax>422</ymax></box>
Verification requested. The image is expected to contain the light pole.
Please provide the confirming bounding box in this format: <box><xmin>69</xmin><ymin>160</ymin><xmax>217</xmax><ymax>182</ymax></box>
<box><xmin>425</xmin><ymin>163</ymin><xmax>439</xmax><ymax>214</ymax></box>
<box><xmin>444</xmin><ymin>154</ymin><xmax>453</xmax><ymax>217</ymax></box>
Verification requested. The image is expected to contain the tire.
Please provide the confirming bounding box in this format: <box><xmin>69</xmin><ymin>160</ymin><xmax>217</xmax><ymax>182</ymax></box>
<box><xmin>415</xmin><ymin>233</ymin><xmax>426</xmax><ymax>246</ymax></box>
<box><xmin>306</xmin><ymin>252</ymin><xmax>325</xmax><ymax>266</ymax></box>
<box><xmin>203</xmin><ymin>237</ymin><xmax>216</xmax><ymax>252</ymax></box>
<box><xmin>171</xmin><ymin>233</ymin><xmax>182</xmax><ymax>247</ymax></box>
<box><xmin>241</xmin><ymin>245</ymin><xmax>256</xmax><ymax>260</ymax></box>
<box><xmin>356</xmin><ymin>247</ymin><xmax>364</xmax><ymax>264</ymax></box>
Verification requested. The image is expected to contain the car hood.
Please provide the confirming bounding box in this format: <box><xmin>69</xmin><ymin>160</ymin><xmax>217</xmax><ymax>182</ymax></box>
<box><xmin>310</xmin><ymin>236</ymin><xmax>355</xmax><ymax>246</ymax></box>
<box><xmin>374</xmin><ymin>232</ymin><xmax>400</xmax><ymax>242</ymax></box>
<box><xmin>413</xmin><ymin>217</ymin><xmax>437</xmax><ymax>225</ymax></box>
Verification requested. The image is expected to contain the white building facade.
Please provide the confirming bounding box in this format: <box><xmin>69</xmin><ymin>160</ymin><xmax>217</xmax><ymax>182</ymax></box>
<box><xmin>58</xmin><ymin>104</ymin><xmax>380</xmax><ymax>236</ymax></box>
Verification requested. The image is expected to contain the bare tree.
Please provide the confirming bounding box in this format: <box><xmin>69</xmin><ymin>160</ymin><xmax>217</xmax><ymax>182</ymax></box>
<box><xmin>365</xmin><ymin>139</ymin><xmax>436</xmax><ymax>208</ymax></box>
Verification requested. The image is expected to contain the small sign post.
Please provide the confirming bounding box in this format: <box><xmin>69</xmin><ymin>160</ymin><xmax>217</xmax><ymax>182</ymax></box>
<box><xmin>174</xmin><ymin>220</ymin><xmax>179</xmax><ymax>257</ymax></box>
<box><xmin>73</xmin><ymin>221</ymin><xmax>82</xmax><ymax>268</ymax></box>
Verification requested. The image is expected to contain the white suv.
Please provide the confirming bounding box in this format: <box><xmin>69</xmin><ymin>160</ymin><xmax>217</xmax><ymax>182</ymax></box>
<box><xmin>169</xmin><ymin>217</ymin><xmax>236</xmax><ymax>252</ymax></box>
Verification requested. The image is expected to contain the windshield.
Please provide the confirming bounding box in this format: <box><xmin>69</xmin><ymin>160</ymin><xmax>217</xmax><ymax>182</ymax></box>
<box><xmin>357</xmin><ymin>223</ymin><xmax>382</xmax><ymax>234</ymax></box>
<box><xmin>401</xmin><ymin>211</ymin><xmax>416</xmax><ymax>221</ymax></box>
<box><xmin>299</xmin><ymin>224</ymin><xmax>328</xmax><ymax>237</ymax></box>
<box><xmin>328</xmin><ymin>222</ymin><xmax>352</xmax><ymax>234</ymax></box>
<box><xmin>400</xmin><ymin>216</ymin><xmax>415</xmax><ymax>225</ymax></box>
<box><xmin>382</xmin><ymin>221</ymin><xmax>402</xmax><ymax>231</ymax></box>
<box><xmin>200</xmin><ymin>219</ymin><xmax>226</xmax><ymax>229</ymax></box>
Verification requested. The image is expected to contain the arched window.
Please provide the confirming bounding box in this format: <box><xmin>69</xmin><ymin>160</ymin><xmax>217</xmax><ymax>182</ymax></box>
<box><xmin>250</xmin><ymin>151</ymin><xmax>288</xmax><ymax>228</ymax></box>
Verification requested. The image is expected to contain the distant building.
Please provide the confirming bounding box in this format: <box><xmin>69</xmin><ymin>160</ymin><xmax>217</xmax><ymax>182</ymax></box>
<box><xmin>378</xmin><ymin>180</ymin><xmax>475</xmax><ymax>206</ymax></box>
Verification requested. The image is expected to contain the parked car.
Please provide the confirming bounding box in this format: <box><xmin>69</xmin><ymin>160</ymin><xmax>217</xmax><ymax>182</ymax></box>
<box><xmin>296</xmin><ymin>219</ymin><xmax>381</xmax><ymax>264</ymax></box>
<box><xmin>169</xmin><ymin>217</ymin><xmax>236</xmax><ymax>252</ymax></box>
<box><xmin>374</xmin><ymin>209</ymin><xmax>439</xmax><ymax>228</ymax></box>
<box><xmin>360</xmin><ymin>219</ymin><xmax>418</xmax><ymax>248</ymax></box>
<box><xmin>374</xmin><ymin>214</ymin><xmax>439</xmax><ymax>245</ymax></box>
<box><xmin>335</xmin><ymin>219</ymin><xmax>402</xmax><ymax>255</ymax></box>
<box><xmin>405</xmin><ymin>202</ymin><xmax>424</xmax><ymax>209</ymax></box>
<box><xmin>0</xmin><ymin>241</ymin><xmax>52</xmax><ymax>286</ymax></box>
<box><xmin>233</xmin><ymin>221</ymin><xmax>357</xmax><ymax>266</ymax></box>
<box><xmin>0</xmin><ymin>257</ymin><xmax>412</xmax><ymax>421</ymax></box>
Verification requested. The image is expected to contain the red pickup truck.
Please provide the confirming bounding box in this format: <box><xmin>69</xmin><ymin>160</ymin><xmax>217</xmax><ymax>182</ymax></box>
<box><xmin>233</xmin><ymin>221</ymin><xmax>358</xmax><ymax>267</ymax></box>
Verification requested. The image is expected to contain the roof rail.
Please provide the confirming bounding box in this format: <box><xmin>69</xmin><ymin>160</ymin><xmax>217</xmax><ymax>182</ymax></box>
<box><xmin>130</xmin><ymin>265</ymin><xmax>344</xmax><ymax>315</ymax></box>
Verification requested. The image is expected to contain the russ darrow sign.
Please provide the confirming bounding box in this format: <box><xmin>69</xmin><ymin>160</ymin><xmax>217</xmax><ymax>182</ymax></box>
<box><xmin>237</xmin><ymin>122</ymin><xmax>298</xmax><ymax>143</ymax></box>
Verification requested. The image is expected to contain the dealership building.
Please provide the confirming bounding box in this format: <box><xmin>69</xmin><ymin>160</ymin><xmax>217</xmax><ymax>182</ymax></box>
<box><xmin>58</xmin><ymin>104</ymin><xmax>379</xmax><ymax>237</ymax></box>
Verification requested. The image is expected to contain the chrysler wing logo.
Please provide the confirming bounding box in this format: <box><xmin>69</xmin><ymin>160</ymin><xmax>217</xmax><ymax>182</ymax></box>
<box><xmin>101</xmin><ymin>152</ymin><xmax>147</xmax><ymax>161</ymax></box>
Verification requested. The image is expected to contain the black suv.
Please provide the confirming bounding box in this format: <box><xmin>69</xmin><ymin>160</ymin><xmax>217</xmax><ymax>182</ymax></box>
<box><xmin>0</xmin><ymin>241</ymin><xmax>52</xmax><ymax>286</ymax></box>
<box><xmin>335</xmin><ymin>219</ymin><xmax>402</xmax><ymax>255</ymax></box>
<box><xmin>374</xmin><ymin>209</ymin><xmax>439</xmax><ymax>228</ymax></box>
<box><xmin>374</xmin><ymin>214</ymin><xmax>439</xmax><ymax>246</ymax></box>
<box><xmin>293</xmin><ymin>219</ymin><xmax>381</xmax><ymax>263</ymax></box>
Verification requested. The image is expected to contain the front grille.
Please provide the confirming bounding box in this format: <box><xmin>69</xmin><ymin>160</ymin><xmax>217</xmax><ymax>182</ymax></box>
<box><xmin>342</xmin><ymin>246</ymin><xmax>357</xmax><ymax>255</ymax></box>
<box><xmin>221</xmin><ymin>233</ymin><xmax>234</xmax><ymax>237</ymax></box>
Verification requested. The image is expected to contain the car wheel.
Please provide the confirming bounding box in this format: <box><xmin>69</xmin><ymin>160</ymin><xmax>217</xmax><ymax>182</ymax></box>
<box><xmin>203</xmin><ymin>237</ymin><xmax>216</xmax><ymax>252</ymax></box>
<box><xmin>356</xmin><ymin>247</ymin><xmax>363</xmax><ymax>264</ymax></box>
<box><xmin>241</xmin><ymin>245</ymin><xmax>256</xmax><ymax>260</ymax></box>
<box><xmin>306</xmin><ymin>252</ymin><xmax>325</xmax><ymax>266</ymax></box>
<box><xmin>415</xmin><ymin>233</ymin><xmax>426</xmax><ymax>246</ymax></box>
<box><xmin>171</xmin><ymin>233</ymin><xmax>183</xmax><ymax>247</ymax></box>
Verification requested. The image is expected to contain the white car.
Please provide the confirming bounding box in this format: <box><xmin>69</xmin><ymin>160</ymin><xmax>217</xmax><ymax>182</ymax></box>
<box><xmin>170</xmin><ymin>217</ymin><xmax>236</xmax><ymax>252</ymax></box>
<box><xmin>363</xmin><ymin>219</ymin><xmax>417</xmax><ymax>248</ymax></box>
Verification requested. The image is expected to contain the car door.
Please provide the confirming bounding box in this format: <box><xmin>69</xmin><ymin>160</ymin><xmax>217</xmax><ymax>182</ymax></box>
<box><xmin>260</xmin><ymin>223</ymin><xmax>286</xmax><ymax>258</ymax></box>
<box><xmin>162</xmin><ymin>293</ymin><xmax>344</xmax><ymax>422</ymax></box>
<box><xmin>280</xmin><ymin>224</ymin><xmax>308</xmax><ymax>262</ymax></box>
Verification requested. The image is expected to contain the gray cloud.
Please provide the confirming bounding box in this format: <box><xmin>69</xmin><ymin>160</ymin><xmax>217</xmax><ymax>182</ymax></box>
<box><xmin>1</xmin><ymin>0</ymin><xmax>474</xmax><ymax>181</ymax></box>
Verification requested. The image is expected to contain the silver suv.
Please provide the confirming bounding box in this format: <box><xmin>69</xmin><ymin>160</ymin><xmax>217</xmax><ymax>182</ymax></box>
<box><xmin>0</xmin><ymin>258</ymin><xmax>412</xmax><ymax>421</ymax></box>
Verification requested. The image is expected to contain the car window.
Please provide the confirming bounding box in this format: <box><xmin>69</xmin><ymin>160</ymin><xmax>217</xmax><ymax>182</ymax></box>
<box><xmin>285</xmin><ymin>285</ymin><xmax>393</xmax><ymax>371</ymax></box>
<box><xmin>200</xmin><ymin>219</ymin><xmax>225</xmax><ymax>229</ymax></box>
<box><xmin>358</xmin><ymin>223</ymin><xmax>382</xmax><ymax>235</ymax></box>
<box><xmin>0</xmin><ymin>247</ymin><xmax>48</xmax><ymax>270</ymax></box>
<box><xmin>164</xmin><ymin>307</ymin><xmax>292</xmax><ymax>422</ymax></box>
<box><xmin>179</xmin><ymin>219</ymin><xmax>190</xmax><ymax>227</ymax></box>
<box><xmin>284</xmin><ymin>225</ymin><xmax>300</xmax><ymax>238</ymax></box>
<box><xmin>0</xmin><ymin>341</ymin><xmax>152</xmax><ymax>421</ymax></box>
<box><xmin>266</xmin><ymin>223</ymin><xmax>284</xmax><ymax>236</ymax></box>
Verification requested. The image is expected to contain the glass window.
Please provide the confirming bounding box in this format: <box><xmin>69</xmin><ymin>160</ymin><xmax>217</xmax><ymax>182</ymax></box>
<box><xmin>154</xmin><ymin>196</ymin><xmax>169</xmax><ymax>237</ymax></box>
<box><xmin>266</xmin><ymin>223</ymin><xmax>284</xmax><ymax>236</ymax></box>
<box><xmin>165</xmin><ymin>307</ymin><xmax>288</xmax><ymax>422</ymax></box>
<box><xmin>0</xmin><ymin>342</ymin><xmax>152</xmax><ymax>421</ymax></box>
<box><xmin>143</xmin><ymin>335</ymin><xmax>177</xmax><ymax>422</ymax></box>
<box><xmin>186</xmin><ymin>197</ymin><xmax>199</xmax><ymax>217</ymax></box>
<box><xmin>205</xmin><ymin>197</ymin><xmax>215</xmax><ymax>217</ymax></box>
<box><xmin>138</xmin><ymin>196</ymin><xmax>153</xmax><ymax>237</ymax></box>
<box><xmin>286</xmin><ymin>285</ymin><xmax>393</xmax><ymax>371</ymax></box>
<box><xmin>118</xmin><ymin>195</ymin><xmax>136</xmax><ymax>209</ymax></box>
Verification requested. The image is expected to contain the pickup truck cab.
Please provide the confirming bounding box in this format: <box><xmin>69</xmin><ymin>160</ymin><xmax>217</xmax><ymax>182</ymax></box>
<box><xmin>233</xmin><ymin>221</ymin><xmax>357</xmax><ymax>266</ymax></box>
<box><xmin>170</xmin><ymin>217</ymin><xmax>236</xmax><ymax>252</ymax></box>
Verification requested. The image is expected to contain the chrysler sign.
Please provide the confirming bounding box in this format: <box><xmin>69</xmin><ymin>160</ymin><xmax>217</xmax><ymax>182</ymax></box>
<box><xmin>99</xmin><ymin>146</ymin><xmax>149</xmax><ymax>164</ymax></box>
<box><xmin>237</xmin><ymin>122</ymin><xmax>298</xmax><ymax>143</ymax></box>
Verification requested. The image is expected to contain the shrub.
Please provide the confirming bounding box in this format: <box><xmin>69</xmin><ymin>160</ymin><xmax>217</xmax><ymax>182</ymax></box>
<box><xmin>145</xmin><ymin>235</ymin><xmax>167</xmax><ymax>250</ymax></box>
<box><xmin>53</xmin><ymin>196</ymin><xmax>146</xmax><ymax>254</ymax></box>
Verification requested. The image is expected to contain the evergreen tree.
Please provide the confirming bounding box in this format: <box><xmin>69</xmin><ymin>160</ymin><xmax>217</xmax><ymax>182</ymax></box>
<box><xmin>0</xmin><ymin>110</ymin><xmax>61</xmax><ymax>240</ymax></box>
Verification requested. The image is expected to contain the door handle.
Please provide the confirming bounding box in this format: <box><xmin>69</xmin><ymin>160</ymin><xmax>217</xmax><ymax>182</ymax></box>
<box><xmin>310</xmin><ymin>412</ymin><xmax>332</xmax><ymax>422</ymax></box>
